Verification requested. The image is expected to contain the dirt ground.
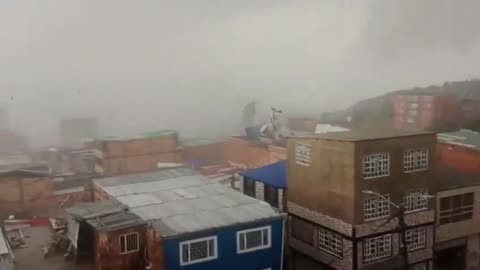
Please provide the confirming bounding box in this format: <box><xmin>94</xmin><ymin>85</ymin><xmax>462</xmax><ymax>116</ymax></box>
<box><xmin>13</xmin><ymin>226</ymin><xmax>93</xmax><ymax>270</ymax></box>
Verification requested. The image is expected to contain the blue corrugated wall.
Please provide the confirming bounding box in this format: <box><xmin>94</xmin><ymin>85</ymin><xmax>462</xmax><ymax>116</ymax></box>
<box><xmin>163</xmin><ymin>219</ymin><xmax>284</xmax><ymax>270</ymax></box>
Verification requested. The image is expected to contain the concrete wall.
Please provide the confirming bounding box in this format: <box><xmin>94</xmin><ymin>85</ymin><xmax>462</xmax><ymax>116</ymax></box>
<box><xmin>287</xmin><ymin>138</ymin><xmax>356</xmax><ymax>224</ymax></box>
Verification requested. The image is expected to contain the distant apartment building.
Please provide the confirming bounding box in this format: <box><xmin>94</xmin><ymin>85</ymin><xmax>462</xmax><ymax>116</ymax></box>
<box><xmin>393</xmin><ymin>94</ymin><xmax>462</xmax><ymax>131</ymax></box>
<box><xmin>434</xmin><ymin>168</ymin><xmax>480</xmax><ymax>270</ymax></box>
<box><xmin>437</xmin><ymin>129</ymin><xmax>480</xmax><ymax>175</ymax></box>
<box><xmin>93</xmin><ymin>130</ymin><xmax>182</xmax><ymax>176</ymax></box>
<box><xmin>287</xmin><ymin>130</ymin><xmax>437</xmax><ymax>270</ymax></box>
<box><xmin>60</xmin><ymin>117</ymin><xmax>98</xmax><ymax>148</ymax></box>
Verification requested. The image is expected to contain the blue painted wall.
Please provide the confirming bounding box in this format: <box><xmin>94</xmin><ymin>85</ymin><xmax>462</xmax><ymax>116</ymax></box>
<box><xmin>163</xmin><ymin>219</ymin><xmax>284</xmax><ymax>270</ymax></box>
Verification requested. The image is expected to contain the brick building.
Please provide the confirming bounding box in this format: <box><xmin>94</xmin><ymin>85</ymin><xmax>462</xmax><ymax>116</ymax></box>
<box><xmin>393</xmin><ymin>94</ymin><xmax>462</xmax><ymax>131</ymax></box>
<box><xmin>287</xmin><ymin>130</ymin><xmax>437</xmax><ymax>270</ymax></box>
<box><xmin>0</xmin><ymin>164</ymin><xmax>53</xmax><ymax>216</ymax></box>
<box><xmin>93</xmin><ymin>131</ymin><xmax>182</xmax><ymax>176</ymax></box>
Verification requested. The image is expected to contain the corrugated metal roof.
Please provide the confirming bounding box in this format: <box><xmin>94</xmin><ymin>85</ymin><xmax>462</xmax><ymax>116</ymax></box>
<box><xmin>65</xmin><ymin>200</ymin><xmax>145</xmax><ymax>231</ymax></box>
<box><xmin>438</xmin><ymin>129</ymin><xmax>480</xmax><ymax>150</ymax></box>
<box><xmin>94</xmin><ymin>168</ymin><xmax>283</xmax><ymax>238</ymax></box>
<box><xmin>94</xmin><ymin>167</ymin><xmax>195</xmax><ymax>187</ymax></box>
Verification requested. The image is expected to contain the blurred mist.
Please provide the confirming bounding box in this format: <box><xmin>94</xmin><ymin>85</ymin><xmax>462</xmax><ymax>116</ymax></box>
<box><xmin>1</xmin><ymin>0</ymin><xmax>480</xmax><ymax>146</ymax></box>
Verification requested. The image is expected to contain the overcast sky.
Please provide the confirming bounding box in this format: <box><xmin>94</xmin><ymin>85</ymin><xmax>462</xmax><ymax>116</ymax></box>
<box><xmin>1</xmin><ymin>0</ymin><xmax>480</xmax><ymax>146</ymax></box>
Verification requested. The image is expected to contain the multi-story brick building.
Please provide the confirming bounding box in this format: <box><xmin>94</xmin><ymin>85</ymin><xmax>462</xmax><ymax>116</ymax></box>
<box><xmin>93</xmin><ymin>131</ymin><xmax>182</xmax><ymax>176</ymax></box>
<box><xmin>393</xmin><ymin>94</ymin><xmax>462</xmax><ymax>131</ymax></box>
<box><xmin>287</xmin><ymin>130</ymin><xmax>437</xmax><ymax>270</ymax></box>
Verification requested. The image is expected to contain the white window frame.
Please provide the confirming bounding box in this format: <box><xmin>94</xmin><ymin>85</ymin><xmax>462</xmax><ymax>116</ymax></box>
<box><xmin>404</xmin><ymin>190</ymin><xmax>429</xmax><ymax>213</ymax></box>
<box><xmin>404</xmin><ymin>149</ymin><xmax>429</xmax><ymax>173</ymax></box>
<box><xmin>295</xmin><ymin>143</ymin><xmax>311</xmax><ymax>167</ymax></box>
<box><xmin>405</xmin><ymin>227</ymin><xmax>426</xmax><ymax>251</ymax></box>
<box><xmin>363</xmin><ymin>153</ymin><xmax>390</xmax><ymax>179</ymax></box>
<box><xmin>364</xmin><ymin>195</ymin><xmax>391</xmax><ymax>221</ymax></box>
<box><xmin>363</xmin><ymin>234</ymin><xmax>392</xmax><ymax>262</ymax></box>
<box><xmin>119</xmin><ymin>232</ymin><xmax>140</xmax><ymax>254</ymax></box>
<box><xmin>180</xmin><ymin>236</ymin><xmax>218</xmax><ymax>266</ymax></box>
<box><xmin>317</xmin><ymin>228</ymin><xmax>343</xmax><ymax>258</ymax></box>
<box><xmin>439</xmin><ymin>193</ymin><xmax>474</xmax><ymax>225</ymax></box>
<box><xmin>237</xmin><ymin>226</ymin><xmax>271</xmax><ymax>254</ymax></box>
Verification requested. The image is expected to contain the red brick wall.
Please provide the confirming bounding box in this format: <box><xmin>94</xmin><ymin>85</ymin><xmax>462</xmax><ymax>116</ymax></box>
<box><xmin>437</xmin><ymin>143</ymin><xmax>480</xmax><ymax>174</ymax></box>
<box><xmin>226</xmin><ymin>137</ymin><xmax>286</xmax><ymax>169</ymax></box>
<box><xmin>0</xmin><ymin>174</ymin><xmax>54</xmax><ymax>215</ymax></box>
<box><xmin>183</xmin><ymin>142</ymin><xmax>227</xmax><ymax>167</ymax></box>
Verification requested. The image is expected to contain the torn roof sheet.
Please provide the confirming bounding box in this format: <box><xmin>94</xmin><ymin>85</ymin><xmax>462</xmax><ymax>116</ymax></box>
<box><xmin>93</xmin><ymin>168</ymin><xmax>284</xmax><ymax>238</ymax></box>
<box><xmin>438</xmin><ymin>129</ymin><xmax>480</xmax><ymax>150</ymax></box>
<box><xmin>65</xmin><ymin>200</ymin><xmax>145</xmax><ymax>232</ymax></box>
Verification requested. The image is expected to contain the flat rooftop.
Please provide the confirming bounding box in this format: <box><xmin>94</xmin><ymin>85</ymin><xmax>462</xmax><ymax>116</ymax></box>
<box><xmin>438</xmin><ymin>129</ymin><xmax>480</xmax><ymax>151</ymax></box>
<box><xmin>94</xmin><ymin>168</ymin><xmax>283</xmax><ymax>238</ymax></box>
<box><xmin>289</xmin><ymin>129</ymin><xmax>434</xmax><ymax>141</ymax></box>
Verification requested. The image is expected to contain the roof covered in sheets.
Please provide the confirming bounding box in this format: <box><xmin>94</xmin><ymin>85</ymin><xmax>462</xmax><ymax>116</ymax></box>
<box><xmin>93</xmin><ymin>168</ymin><xmax>283</xmax><ymax>238</ymax></box>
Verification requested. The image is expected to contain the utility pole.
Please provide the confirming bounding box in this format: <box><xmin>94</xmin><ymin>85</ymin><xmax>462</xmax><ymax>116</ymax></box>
<box><xmin>397</xmin><ymin>204</ymin><xmax>409</xmax><ymax>270</ymax></box>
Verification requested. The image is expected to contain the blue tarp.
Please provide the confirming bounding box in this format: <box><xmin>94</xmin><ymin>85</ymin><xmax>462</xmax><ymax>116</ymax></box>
<box><xmin>240</xmin><ymin>161</ymin><xmax>287</xmax><ymax>189</ymax></box>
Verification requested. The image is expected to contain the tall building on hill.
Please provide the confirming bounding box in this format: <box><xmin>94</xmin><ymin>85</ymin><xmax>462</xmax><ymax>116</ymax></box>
<box><xmin>392</xmin><ymin>95</ymin><xmax>462</xmax><ymax>131</ymax></box>
<box><xmin>287</xmin><ymin>130</ymin><xmax>437</xmax><ymax>270</ymax></box>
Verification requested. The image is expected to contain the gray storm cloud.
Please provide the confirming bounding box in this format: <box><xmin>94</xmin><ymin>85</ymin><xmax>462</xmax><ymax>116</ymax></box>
<box><xmin>1</xmin><ymin>0</ymin><xmax>480</xmax><ymax>146</ymax></box>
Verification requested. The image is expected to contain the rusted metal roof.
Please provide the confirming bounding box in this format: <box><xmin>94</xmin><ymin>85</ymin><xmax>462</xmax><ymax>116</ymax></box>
<box><xmin>94</xmin><ymin>168</ymin><xmax>284</xmax><ymax>238</ymax></box>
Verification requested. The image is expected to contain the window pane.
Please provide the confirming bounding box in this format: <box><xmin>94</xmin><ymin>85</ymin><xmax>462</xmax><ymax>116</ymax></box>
<box><xmin>246</xmin><ymin>230</ymin><xmax>263</xmax><ymax>249</ymax></box>
<box><xmin>182</xmin><ymin>244</ymin><xmax>189</xmax><ymax>262</ymax></box>
<box><xmin>240</xmin><ymin>234</ymin><xmax>245</xmax><ymax>250</ymax></box>
<box><xmin>262</xmin><ymin>228</ymin><xmax>269</xmax><ymax>245</ymax></box>
<box><xmin>464</xmin><ymin>193</ymin><xmax>474</xmax><ymax>205</ymax></box>
<box><xmin>120</xmin><ymin>235</ymin><xmax>126</xmax><ymax>253</ymax></box>
<box><xmin>452</xmin><ymin>195</ymin><xmax>462</xmax><ymax>208</ymax></box>
<box><xmin>190</xmin><ymin>241</ymin><xmax>209</xmax><ymax>260</ymax></box>
<box><xmin>440</xmin><ymin>197</ymin><xmax>451</xmax><ymax>211</ymax></box>
<box><xmin>208</xmin><ymin>239</ymin><xmax>215</xmax><ymax>256</ymax></box>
